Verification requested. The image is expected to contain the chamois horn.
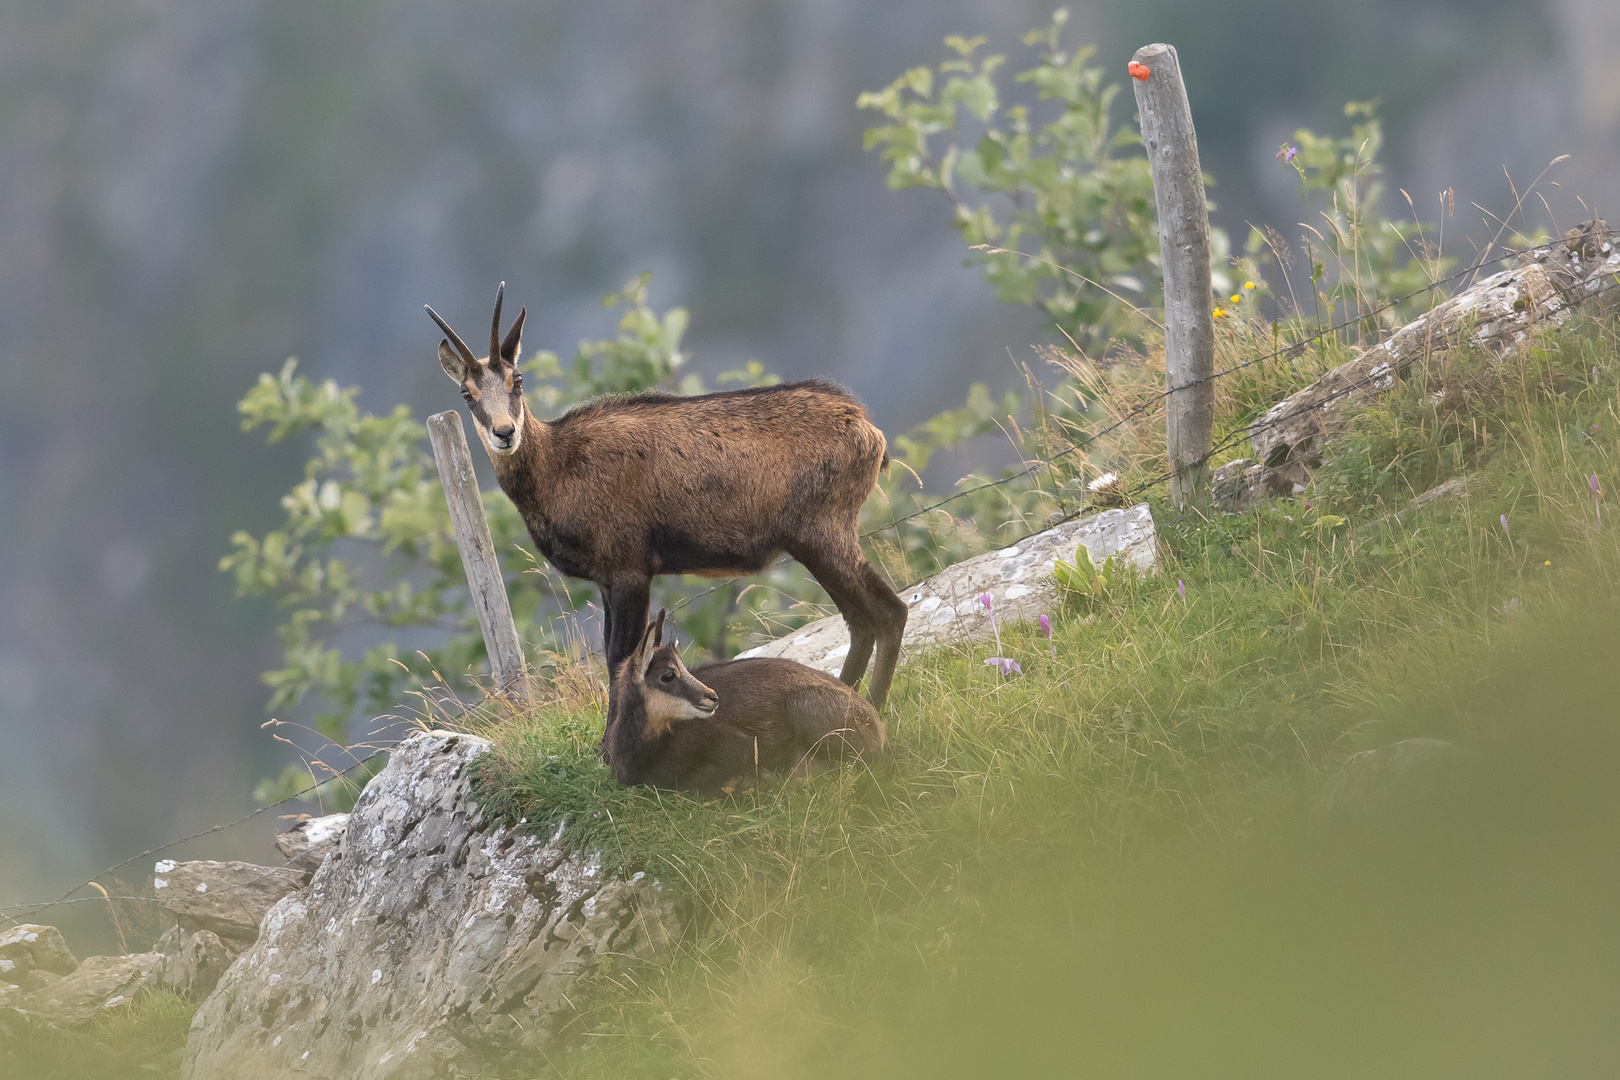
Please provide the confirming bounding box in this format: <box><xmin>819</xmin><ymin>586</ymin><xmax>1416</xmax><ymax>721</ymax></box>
<box><xmin>424</xmin><ymin>303</ymin><xmax>478</xmax><ymax>368</ymax></box>
<box><xmin>490</xmin><ymin>281</ymin><xmax>506</xmax><ymax>367</ymax></box>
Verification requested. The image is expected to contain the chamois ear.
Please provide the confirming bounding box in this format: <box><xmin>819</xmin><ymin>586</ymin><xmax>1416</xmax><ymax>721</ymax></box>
<box><xmin>636</xmin><ymin>620</ymin><xmax>659</xmax><ymax>679</ymax></box>
<box><xmin>437</xmin><ymin>340</ymin><xmax>468</xmax><ymax>383</ymax></box>
<box><xmin>426</xmin><ymin>303</ymin><xmax>478</xmax><ymax>383</ymax></box>
<box><xmin>500</xmin><ymin>306</ymin><xmax>526</xmax><ymax>367</ymax></box>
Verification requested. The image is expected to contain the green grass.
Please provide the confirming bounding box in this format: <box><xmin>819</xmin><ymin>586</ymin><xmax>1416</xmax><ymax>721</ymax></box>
<box><xmin>468</xmin><ymin>315</ymin><xmax>1620</xmax><ymax>1077</ymax></box>
<box><xmin>21</xmin><ymin>317</ymin><xmax>1617</xmax><ymax>1077</ymax></box>
<box><xmin>0</xmin><ymin>987</ymin><xmax>196</xmax><ymax>1079</ymax></box>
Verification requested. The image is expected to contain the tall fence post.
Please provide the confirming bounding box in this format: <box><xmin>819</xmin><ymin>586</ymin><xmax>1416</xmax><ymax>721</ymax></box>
<box><xmin>427</xmin><ymin>410</ymin><xmax>530</xmax><ymax>704</ymax></box>
<box><xmin>1131</xmin><ymin>43</ymin><xmax>1214</xmax><ymax>512</ymax></box>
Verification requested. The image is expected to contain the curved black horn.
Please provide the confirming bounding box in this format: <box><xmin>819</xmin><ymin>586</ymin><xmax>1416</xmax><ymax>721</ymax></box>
<box><xmin>490</xmin><ymin>282</ymin><xmax>506</xmax><ymax>367</ymax></box>
<box><xmin>424</xmin><ymin>305</ymin><xmax>477</xmax><ymax>367</ymax></box>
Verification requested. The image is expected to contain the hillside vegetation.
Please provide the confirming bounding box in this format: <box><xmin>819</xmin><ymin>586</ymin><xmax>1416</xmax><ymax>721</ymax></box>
<box><xmin>460</xmin><ymin>314</ymin><xmax>1620</xmax><ymax>1077</ymax></box>
<box><xmin>15</xmin><ymin>309</ymin><xmax>1620</xmax><ymax>1078</ymax></box>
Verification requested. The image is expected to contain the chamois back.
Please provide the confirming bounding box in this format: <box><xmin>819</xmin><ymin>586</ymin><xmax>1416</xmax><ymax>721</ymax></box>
<box><xmin>691</xmin><ymin>657</ymin><xmax>887</xmax><ymax>775</ymax></box>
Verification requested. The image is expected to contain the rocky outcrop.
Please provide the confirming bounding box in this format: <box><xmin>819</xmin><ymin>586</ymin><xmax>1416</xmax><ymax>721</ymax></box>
<box><xmin>153</xmin><ymin>925</ymin><xmax>236</xmax><ymax>998</ymax></box>
<box><xmin>1211</xmin><ymin>458</ymin><xmax>1299</xmax><ymax>512</ymax></box>
<box><xmin>0</xmin><ymin>952</ymin><xmax>164</xmax><ymax>1032</ymax></box>
<box><xmin>736</xmin><ymin>504</ymin><xmax>1157</xmax><ymax>674</ymax></box>
<box><xmin>152</xmin><ymin>858</ymin><xmax>309</xmax><ymax>942</ymax></box>
<box><xmin>274</xmin><ymin>812</ymin><xmax>350</xmax><ymax>874</ymax></box>
<box><xmin>0</xmin><ymin>924</ymin><xmax>78</xmax><ymax>984</ymax></box>
<box><xmin>1251</xmin><ymin>221</ymin><xmax>1620</xmax><ymax>471</ymax></box>
<box><xmin>1312</xmin><ymin>737</ymin><xmax>1463</xmax><ymax>835</ymax></box>
<box><xmin>182</xmin><ymin>730</ymin><xmax>679</xmax><ymax>1080</ymax></box>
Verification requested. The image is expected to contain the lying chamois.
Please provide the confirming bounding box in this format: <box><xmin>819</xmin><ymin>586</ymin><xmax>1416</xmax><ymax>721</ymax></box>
<box><xmin>606</xmin><ymin>611</ymin><xmax>886</xmax><ymax>794</ymax></box>
<box><xmin>426</xmin><ymin>285</ymin><xmax>907</xmax><ymax>711</ymax></box>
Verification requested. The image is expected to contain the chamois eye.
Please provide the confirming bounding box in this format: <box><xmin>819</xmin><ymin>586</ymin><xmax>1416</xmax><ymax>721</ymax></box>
<box><xmin>460</xmin><ymin>390</ymin><xmax>473</xmax><ymax>403</ymax></box>
<box><xmin>659</xmin><ymin>671</ymin><xmax>676</xmax><ymax>684</ymax></box>
<box><xmin>512</xmin><ymin>373</ymin><xmax>523</xmax><ymax>391</ymax></box>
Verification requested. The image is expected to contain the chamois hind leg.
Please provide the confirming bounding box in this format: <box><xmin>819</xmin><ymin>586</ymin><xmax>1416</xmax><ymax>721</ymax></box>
<box><xmin>789</xmin><ymin>541</ymin><xmax>878</xmax><ymax>691</ymax></box>
<box><xmin>853</xmin><ymin>558</ymin><xmax>907</xmax><ymax>711</ymax></box>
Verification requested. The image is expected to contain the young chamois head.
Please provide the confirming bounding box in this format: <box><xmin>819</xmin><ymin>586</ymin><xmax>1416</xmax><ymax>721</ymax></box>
<box><xmin>425</xmin><ymin>283</ymin><xmax>529</xmax><ymax>457</ymax></box>
<box><xmin>615</xmin><ymin>610</ymin><xmax>720</xmax><ymax>738</ymax></box>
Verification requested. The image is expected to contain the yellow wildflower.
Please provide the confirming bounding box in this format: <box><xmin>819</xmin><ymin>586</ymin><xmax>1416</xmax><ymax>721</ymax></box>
<box><xmin>1230</xmin><ymin>294</ymin><xmax>1242</xmax><ymax>304</ymax></box>
<box><xmin>1213</xmin><ymin>307</ymin><xmax>1227</xmax><ymax>319</ymax></box>
<box><xmin>1243</xmin><ymin>281</ymin><xmax>1256</xmax><ymax>290</ymax></box>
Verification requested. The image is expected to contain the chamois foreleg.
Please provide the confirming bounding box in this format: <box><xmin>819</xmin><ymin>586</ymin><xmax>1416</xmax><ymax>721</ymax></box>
<box><xmin>596</xmin><ymin>577</ymin><xmax>653</xmax><ymax>758</ymax></box>
<box><xmin>603</xmin><ymin>576</ymin><xmax>653</xmax><ymax>674</ymax></box>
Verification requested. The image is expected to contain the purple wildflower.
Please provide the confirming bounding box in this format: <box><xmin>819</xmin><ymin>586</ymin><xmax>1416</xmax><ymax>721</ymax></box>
<box><xmin>1276</xmin><ymin>144</ymin><xmax>1298</xmax><ymax>164</ymax></box>
<box><xmin>979</xmin><ymin>592</ymin><xmax>1016</xmax><ymax>670</ymax></box>
<box><xmin>1499</xmin><ymin>598</ymin><xmax>1521</xmax><ymax>619</ymax></box>
<box><xmin>1177</xmin><ymin>579</ymin><xmax>1186</xmax><ymax>602</ymax></box>
<box><xmin>981</xmin><ymin>592</ymin><xmax>1000</xmax><ymax>644</ymax></box>
<box><xmin>1499</xmin><ymin>514</ymin><xmax>1511</xmax><ymax>542</ymax></box>
<box><xmin>1040</xmin><ymin>613</ymin><xmax>1055</xmax><ymax>656</ymax></box>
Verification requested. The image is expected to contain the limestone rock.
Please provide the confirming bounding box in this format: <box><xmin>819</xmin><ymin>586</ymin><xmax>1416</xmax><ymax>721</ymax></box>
<box><xmin>1312</xmin><ymin>737</ymin><xmax>1463</xmax><ymax>835</ymax></box>
<box><xmin>7</xmin><ymin>952</ymin><xmax>163</xmax><ymax>1029</ymax></box>
<box><xmin>0</xmin><ymin>924</ymin><xmax>78</xmax><ymax>981</ymax></box>
<box><xmin>154</xmin><ymin>925</ymin><xmax>236</xmax><ymax>998</ymax></box>
<box><xmin>151</xmin><ymin>858</ymin><xmax>308</xmax><ymax>941</ymax></box>
<box><xmin>19</xmin><ymin>968</ymin><xmax>62</xmax><ymax>993</ymax></box>
<box><xmin>274</xmin><ymin>812</ymin><xmax>350</xmax><ymax>874</ymax></box>
<box><xmin>736</xmin><ymin>504</ymin><xmax>1156</xmax><ymax>674</ymax></box>
<box><xmin>1408</xmin><ymin>477</ymin><xmax>1470</xmax><ymax>513</ymax></box>
<box><xmin>182</xmin><ymin>730</ymin><xmax>680</xmax><ymax>1080</ymax></box>
<box><xmin>1211</xmin><ymin>459</ymin><xmax>1298</xmax><ymax>512</ymax></box>
<box><xmin>1252</xmin><ymin>223</ymin><xmax>1620</xmax><ymax>470</ymax></box>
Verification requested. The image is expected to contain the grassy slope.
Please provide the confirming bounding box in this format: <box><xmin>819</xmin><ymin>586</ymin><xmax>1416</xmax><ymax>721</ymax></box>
<box><xmin>11</xmin><ymin>317</ymin><xmax>1619</xmax><ymax>1078</ymax></box>
<box><xmin>469</xmin><ymin>315</ymin><xmax>1620</xmax><ymax>1077</ymax></box>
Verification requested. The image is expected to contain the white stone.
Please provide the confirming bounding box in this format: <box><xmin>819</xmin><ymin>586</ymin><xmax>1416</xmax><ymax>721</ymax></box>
<box><xmin>732</xmin><ymin>505</ymin><xmax>1157</xmax><ymax>669</ymax></box>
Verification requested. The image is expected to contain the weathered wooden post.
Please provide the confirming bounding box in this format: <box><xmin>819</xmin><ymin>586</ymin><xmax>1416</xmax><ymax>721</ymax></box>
<box><xmin>1131</xmin><ymin>43</ymin><xmax>1214</xmax><ymax>511</ymax></box>
<box><xmin>427</xmin><ymin>410</ymin><xmax>530</xmax><ymax>704</ymax></box>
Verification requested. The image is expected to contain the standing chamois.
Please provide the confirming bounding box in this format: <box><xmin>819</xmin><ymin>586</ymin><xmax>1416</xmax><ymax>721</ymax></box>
<box><xmin>426</xmin><ymin>284</ymin><xmax>908</xmax><ymax>710</ymax></box>
<box><xmin>605</xmin><ymin>611</ymin><xmax>885</xmax><ymax>794</ymax></box>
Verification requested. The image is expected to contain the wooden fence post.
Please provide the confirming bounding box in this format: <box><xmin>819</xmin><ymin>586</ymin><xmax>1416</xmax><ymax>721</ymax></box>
<box><xmin>427</xmin><ymin>410</ymin><xmax>530</xmax><ymax>704</ymax></box>
<box><xmin>1131</xmin><ymin>43</ymin><xmax>1214</xmax><ymax>511</ymax></box>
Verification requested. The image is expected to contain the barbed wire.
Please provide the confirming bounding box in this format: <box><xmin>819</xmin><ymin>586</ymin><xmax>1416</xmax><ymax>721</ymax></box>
<box><xmin>0</xmin><ymin>751</ymin><xmax>387</xmax><ymax>929</ymax></box>
<box><xmin>860</xmin><ymin>233</ymin><xmax>1585</xmax><ymax>540</ymax></box>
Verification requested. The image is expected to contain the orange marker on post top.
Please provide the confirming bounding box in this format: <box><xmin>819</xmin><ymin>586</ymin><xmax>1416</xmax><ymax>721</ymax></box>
<box><xmin>1128</xmin><ymin>61</ymin><xmax>1150</xmax><ymax>80</ymax></box>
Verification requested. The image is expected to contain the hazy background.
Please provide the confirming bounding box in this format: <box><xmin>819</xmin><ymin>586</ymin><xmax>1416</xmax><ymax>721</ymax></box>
<box><xmin>2</xmin><ymin>0</ymin><xmax>1616</xmax><ymax>926</ymax></box>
